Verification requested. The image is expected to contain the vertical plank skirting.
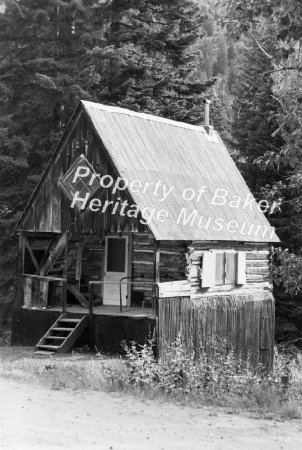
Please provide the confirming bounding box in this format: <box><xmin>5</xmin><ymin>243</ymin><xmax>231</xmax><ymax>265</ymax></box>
<box><xmin>158</xmin><ymin>292</ymin><xmax>275</xmax><ymax>369</ymax></box>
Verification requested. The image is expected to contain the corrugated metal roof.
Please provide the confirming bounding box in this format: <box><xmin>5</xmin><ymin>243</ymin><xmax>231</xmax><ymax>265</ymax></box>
<box><xmin>82</xmin><ymin>100</ymin><xmax>279</xmax><ymax>242</ymax></box>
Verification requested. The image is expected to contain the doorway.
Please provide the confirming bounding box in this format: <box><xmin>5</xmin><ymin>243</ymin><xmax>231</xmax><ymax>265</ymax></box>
<box><xmin>103</xmin><ymin>235</ymin><xmax>130</xmax><ymax>306</ymax></box>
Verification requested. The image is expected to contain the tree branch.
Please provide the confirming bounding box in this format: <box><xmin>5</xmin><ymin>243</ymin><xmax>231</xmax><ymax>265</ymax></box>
<box><xmin>245</xmin><ymin>66</ymin><xmax>301</xmax><ymax>82</ymax></box>
<box><xmin>222</xmin><ymin>19</ymin><xmax>273</xmax><ymax>59</ymax></box>
<box><xmin>246</xmin><ymin>30</ymin><xmax>273</xmax><ymax>59</ymax></box>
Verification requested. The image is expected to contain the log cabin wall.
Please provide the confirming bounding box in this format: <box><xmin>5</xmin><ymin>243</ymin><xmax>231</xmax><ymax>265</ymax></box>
<box><xmin>159</xmin><ymin>241</ymin><xmax>187</xmax><ymax>283</ymax></box>
<box><xmin>20</xmin><ymin>232</ymin><xmax>189</xmax><ymax>308</ymax></box>
<box><xmin>187</xmin><ymin>241</ymin><xmax>271</xmax><ymax>295</ymax></box>
<box><xmin>157</xmin><ymin>241</ymin><xmax>274</xmax><ymax>370</ymax></box>
<box><xmin>132</xmin><ymin>235</ymin><xmax>187</xmax><ymax>284</ymax></box>
<box><xmin>81</xmin><ymin>235</ymin><xmax>103</xmax><ymax>284</ymax></box>
<box><xmin>128</xmin><ymin>233</ymin><xmax>188</xmax><ymax>305</ymax></box>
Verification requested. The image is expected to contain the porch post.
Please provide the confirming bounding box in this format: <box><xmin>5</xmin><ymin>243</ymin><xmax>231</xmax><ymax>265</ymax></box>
<box><xmin>154</xmin><ymin>240</ymin><xmax>160</xmax><ymax>316</ymax></box>
<box><xmin>155</xmin><ymin>241</ymin><xmax>160</xmax><ymax>285</ymax></box>
<box><xmin>16</xmin><ymin>232</ymin><xmax>25</xmax><ymax>308</ymax></box>
<box><xmin>88</xmin><ymin>282</ymin><xmax>95</xmax><ymax>351</ymax></box>
<box><xmin>154</xmin><ymin>240</ymin><xmax>160</xmax><ymax>358</ymax></box>
<box><xmin>62</xmin><ymin>232</ymin><xmax>68</xmax><ymax>313</ymax></box>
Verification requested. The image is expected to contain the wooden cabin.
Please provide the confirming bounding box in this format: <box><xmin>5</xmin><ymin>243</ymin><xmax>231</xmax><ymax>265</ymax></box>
<box><xmin>12</xmin><ymin>101</ymin><xmax>279</xmax><ymax>365</ymax></box>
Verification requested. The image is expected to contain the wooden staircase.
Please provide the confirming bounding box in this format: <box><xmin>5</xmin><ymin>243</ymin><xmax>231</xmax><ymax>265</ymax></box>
<box><xmin>67</xmin><ymin>284</ymin><xmax>89</xmax><ymax>308</ymax></box>
<box><xmin>35</xmin><ymin>313</ymin><xmax>88</xmax><ymax>355</ymax></box>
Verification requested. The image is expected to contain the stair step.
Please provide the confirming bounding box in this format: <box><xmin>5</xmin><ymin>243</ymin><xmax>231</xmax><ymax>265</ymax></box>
<box><xmin>45</xmin><ymin>336</ymin><xmax>65</xmax><ymax>340</ymax></box>
<box><xmin>35</xmin><ymin>314</ymin><xmax>88</xmax><ymax>355</ymax></box>
<box><xmin>59</xmin><ymin>318</ymin><xmax>82</xmax><ymax>323</ymax></box>
<box><xmin>37</xmin><ymin>345</ymin><xmax>60</xmax><ymax>350</ymax></box>
<box><xmin>51</xmin><ymin>327</ymin><xmax>74</xmax><ymax>332</ymax></box>
<box><xmin>34</xmin><ymin>350</ymin><xmax>55</xmax><ymax>356</ymax></box>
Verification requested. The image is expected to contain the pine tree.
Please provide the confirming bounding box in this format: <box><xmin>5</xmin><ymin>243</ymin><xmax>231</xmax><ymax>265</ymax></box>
<box><xmin>231</xmin><ymin>21</ymin><xmax>302</xmax><ymax>251</ymax></box>
<box><xmin>0</xmin><ymin>0</ymin><xmax>218</xmax><ymax>297</ymax></box>
<box><xmin>88</xmin><ymin>0</ymin><xmax>216</xmax><ymax>123</ymax></box>
<box><xmin>213</xmin><ymin>35</ymin><xmax>228</xmax><ymax>76</ymax></box>
<box><xmin>0</xmin><ymin>0</ymin><xmax>104</xmax><ymax>293</ymax></box>
<box><xmin>231</xmin><ymin>26</ymin><xmax>284</xmax><ymax>193</ymax></box>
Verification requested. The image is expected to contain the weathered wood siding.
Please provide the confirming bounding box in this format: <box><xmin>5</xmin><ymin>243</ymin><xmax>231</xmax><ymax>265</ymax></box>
<box><xmin>19</xmin><ymin>112</ymin><xmax>145</xmax><ymax>235</ymax></box>
<box><xmin>188</xmin><ymin>241</ymin><xmax>271</xmax><ymax>293</ymax></box>
<box><xmin>21</xmin><ymin>235</ymin><xmax>103</xmax><ymax>306</ymax></box>
<box><xmin>159</xmin><ymin>241</ymin><xmax>187</xmax><ymax>282</ymax></box>
<box><xmin>131</xmin><ymin>234</ymin><xmax>187</xmax><ymax>304</ymax></box>
<box><xmin>132</xmin><ymin>233</ymin><xmax>155</xmax><ymax>288</ymax></box>
<box><xmin>158</xmin><ymin>292</ymin><xmax>275</xmax><ymax>368</ymax></box>
<box><xmin>81</xmin><ymin>235</ymin><xmax>103</xmax><ymax>283</ymax></box>
<box><xmin>20</xmin><ymin>233</ymin><xmax>189</xmax><ymax>307</ymax></box>
<box><xmin>132</xmin><ymin>234</ymin><xmax>187</xmax><ymax>285</ymax></box>
<box><xmin>23</xmin><ymin>237</ymin><xmax>81</xmax><ymax>279</ymax></box>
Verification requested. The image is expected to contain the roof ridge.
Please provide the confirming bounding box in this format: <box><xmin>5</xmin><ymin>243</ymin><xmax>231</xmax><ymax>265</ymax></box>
<box><xmin>81</xmin><ymin>100</ymin><xmax>208</xmax><ymax>133</ymax></box>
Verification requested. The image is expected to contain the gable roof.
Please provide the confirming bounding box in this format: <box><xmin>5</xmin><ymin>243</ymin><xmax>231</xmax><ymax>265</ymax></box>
<box><xmin>80</xmin><ymin>101</ymin><xmax>279</xmax><ymax>243</ymax></box>
<box><xmin>17</xmin><ymin>100</ymin><xmax>279</xmax><ymax>242</ymax></box>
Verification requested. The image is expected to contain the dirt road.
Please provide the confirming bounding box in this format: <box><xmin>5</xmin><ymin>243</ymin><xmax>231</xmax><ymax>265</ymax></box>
<box><xmin>0</xmin><ymin>379</ymin><xmax>301</xmax><ymax>450</ymax></box>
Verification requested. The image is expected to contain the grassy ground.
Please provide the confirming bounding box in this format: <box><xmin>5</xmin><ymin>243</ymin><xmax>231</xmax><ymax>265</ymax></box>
<box><xmin>0</xmin><ymin>346</ymin><xmax>126</xmax><ymax>390</ymax></box>
<box><xmin>1</xmin><ymin>344</ymin><xmax>302</xmax><ymax>421</ymax></box>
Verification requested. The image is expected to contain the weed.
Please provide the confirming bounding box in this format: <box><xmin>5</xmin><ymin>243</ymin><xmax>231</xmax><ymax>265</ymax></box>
<box><xmin>280</xmin><ymin>400</ymin><xmax>302</xmax><ymax>420</ymax></box>
<box><xmin>118</xmin><ymin>336</ymin><xmax>302</xmax><ymax>418</ymax></box>
<box><xmin>1</xmin><ymin>341</ymin><xmax>302</xmax><ymax>420</ymax></box>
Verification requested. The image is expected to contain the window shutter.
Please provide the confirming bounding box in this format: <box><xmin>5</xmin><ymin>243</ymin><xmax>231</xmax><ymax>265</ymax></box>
<box><xmin>201</xmin><ymin>251</ymin><xmax>216</xmax><ymax>288</ymax></box>
<box><xmin>236</xmin><ymin>251</ymin><xmax>246</xmax><ymax>284</ymax></box>
<box><xmin>215</xmin><ymin>252</ymin><xmax>225</xmax><ymax>285</ymax></box>
<box><xmin>225</xmin><ymin>252</ymin><xmax>236</xmax><ymax>284</ymax></box>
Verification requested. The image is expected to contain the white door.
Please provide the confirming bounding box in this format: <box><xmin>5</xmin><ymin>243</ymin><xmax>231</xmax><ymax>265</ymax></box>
<box><xmin>103</xmin><ymin>236</ymin><xmax>129</xmax><ymax>306</ymax></box>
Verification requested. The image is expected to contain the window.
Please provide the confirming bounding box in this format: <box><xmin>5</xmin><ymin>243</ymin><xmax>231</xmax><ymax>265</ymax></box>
<box><xmin>59</xmin><ymin>154</ymin><xmax>99</xmax><ymax>209</ymax></box>
<box><xmin>201</xmin><ymin>251</ymin><xmax>246</xmax><ymax>288</ymax></box>
<box><xmin>106</xmin><ymin>238</ymin><xmax>126</xmax><ymax>272</ymax></box>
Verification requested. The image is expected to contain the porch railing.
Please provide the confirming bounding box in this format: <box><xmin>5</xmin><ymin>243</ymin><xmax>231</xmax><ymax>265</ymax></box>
<box><xmin>22</xmin><ymin>274</ymin><xmax>67</xmax><ymax>312</ymax></box>
<box><xmin>22</xmin><ymin>274</ymin><xmax>159</xmax><ymax>316</ymax></box>
<box><xmin>88</xmin><ymin>279</ymin><xmax>158</xmax><ymax>351</ymax></box>
<box><xmin>88</xmin><ymin>279</ymin><xmax>158</xmax><ymax>314</ymax></box>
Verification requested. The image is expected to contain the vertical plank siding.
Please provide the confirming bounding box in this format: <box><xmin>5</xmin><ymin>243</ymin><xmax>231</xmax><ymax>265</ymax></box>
<box><xmin>19</xmin><ymin>113</ymin><xmax>144</xmax><ymax>235</ymax></box>
<box><xmin>158</xmin><ymin>292</ymin><xmax>275</xmax><ymax>369</ymax></box>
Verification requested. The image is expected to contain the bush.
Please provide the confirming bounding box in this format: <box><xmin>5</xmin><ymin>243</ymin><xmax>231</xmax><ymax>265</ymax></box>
<box><xmin>1</xmin><ymin>341</ymin><xmax>302</xmax><ymax>419</ymax></box>
<box><xmin>270</xmin><ymin>247</ymin><xmax>302</xmax><ymax>296</ymax></box>
<box><xmin>118</xmin><ymin>336</ymin><xmax>302</xmax><ymax>415</ymax></box>
<box><xmin>122</xmin><ymin>337</ymin><xmax>259</xmax><ymax>397</ymax></box>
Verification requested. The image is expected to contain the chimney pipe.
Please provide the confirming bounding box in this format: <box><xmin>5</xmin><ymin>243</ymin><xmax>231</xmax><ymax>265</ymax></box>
<box><xmin>203</xmin><ymin>99</ymin><xmax>213</xmax><ymax>134</ymax></box>
<box><xmin>203</xmin><ymin>99</ymin><xmax>211</xmax><ymax>126</ymax></box>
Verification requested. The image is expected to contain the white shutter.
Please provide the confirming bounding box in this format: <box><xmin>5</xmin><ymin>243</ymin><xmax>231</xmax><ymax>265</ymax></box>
<box><xmin>215</xmin><ymin>252</ymin><xmax>225</xmax><ymax>285</ymax></box>
<box><xmin>236</xmin><ymin>251</ymin><xmax>246</xmax><ymax>284</ymax></box>
<box><xmin>225</xmin><ymin>252</ymin><xmax>236</xmax><ymax>284</ymax></box>
<box><xmin>201</xmin><ymin>251</ymin><xmax>216</xmax><ymax>288</ymax></box>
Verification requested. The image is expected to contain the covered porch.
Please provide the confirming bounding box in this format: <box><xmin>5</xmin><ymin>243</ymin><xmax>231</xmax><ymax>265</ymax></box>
<box><xmin>13</xmin><ymin>230</ymin><xmax>176</xmax><ymax>354</ymax></box>
<box><xmin>17</xmin><ymin>230</ymin><xmax>162</xmax><ymax>314</ymax></box>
